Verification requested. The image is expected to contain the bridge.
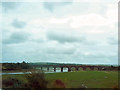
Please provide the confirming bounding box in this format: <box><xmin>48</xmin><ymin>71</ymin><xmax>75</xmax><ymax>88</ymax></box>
<box><xmin>32</xmin><ymin>64</ymin><xmax>119</xmax><ymax>72</ymax></box>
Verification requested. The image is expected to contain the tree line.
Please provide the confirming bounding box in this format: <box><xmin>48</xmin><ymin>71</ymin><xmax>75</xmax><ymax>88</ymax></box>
<box><xmin>2</xmin><ymin>61</ymin><xmax>32</xmax><ymax>71</ymax></box>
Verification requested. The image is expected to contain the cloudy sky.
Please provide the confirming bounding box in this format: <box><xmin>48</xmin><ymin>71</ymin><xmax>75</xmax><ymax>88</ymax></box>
<box><xmin>1</xmin><ymin>0</ymin><xmax>118</xmax><ymax>65</ymax></box>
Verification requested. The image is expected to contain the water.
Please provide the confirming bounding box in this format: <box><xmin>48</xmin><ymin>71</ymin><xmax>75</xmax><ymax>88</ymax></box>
<box><xmin>1</xmin><ymin>72</ymin><xmax>31</xmax><ymax>75</ymax></box>
<box><xmin>37</xmin><ymin>67</ymin><xmax>68</xmax><ymax>72</ymax></box>
<box><xmin>1</xmin><ymin>67</ymin><xmax>68</xmax><ymax>75</ymax></box>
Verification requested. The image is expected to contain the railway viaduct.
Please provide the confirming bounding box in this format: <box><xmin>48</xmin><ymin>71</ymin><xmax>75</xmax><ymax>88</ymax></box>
<box><xmin>32</xmin><ymin>64</ymin><xmax>119</xmax><ymax>72</ymax></box>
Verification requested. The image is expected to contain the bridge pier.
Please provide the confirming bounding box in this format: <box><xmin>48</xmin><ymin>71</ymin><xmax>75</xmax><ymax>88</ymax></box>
<box><xmin>98</xmin><ymin>67</ymin><xmax>102</xmax><ymax>71</ymax></box>
<box><xmin>76</xmin><ymin>67</ymin><xmax>79</xmax><ymax>71</ymax></box>
<box><xmin>90</xmin><ymin>67</ymin><xmax>94</xmax><ymax>70</ymax></box>
<box><xmin>41</xmin><ymin>67</ymin><xmax>42</xmax><ymax>70</ymax></box>
<box><xmin>54</xmin><ymin>67</ymin><xmax>56</xmax><ymax>72</ymax></box>
<box><xmin>47</xmin><ymin>67</ymin><xmax>49</xmax><ymax>71</ymax></box>
<box><xmin>61</xmin><ymin>67</ymin><xmax>63</xmax><ymax>72</ymax></box>
<box><xmin>68</xmin><ymin>67</ymin><xmax>71</xmax><ymax>72</ymax></box>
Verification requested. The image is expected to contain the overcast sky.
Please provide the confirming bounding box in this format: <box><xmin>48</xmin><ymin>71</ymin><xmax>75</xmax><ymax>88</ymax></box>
<box><xmin>1</xmin><ymin>0</ymin><xmax>118</xmax><ymax>65</ymax></box>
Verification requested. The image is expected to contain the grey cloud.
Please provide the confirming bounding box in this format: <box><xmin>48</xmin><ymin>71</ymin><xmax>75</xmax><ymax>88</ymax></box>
<box><xmin>2</xmin><ymin>2</ymin><xmax>20</xmax><ymax>11</ymax></box>
<box><xmin>12</xmin><ymin>19</ymin><xmax>27</xmax><ymax>28</ymax></box>
<box><xmin>3</xmin><ymin>32</ymin><xmax>29</xmax><ymax>44</ymax></box>
<box><xmin>2</xmin><ymin>41</ymin><xmax>117</xmax><ymax>64</ymax></box>
<box><xmin>43</xmin><ymin>2</ymin><xmax>72</xmax><ymax>12</ymax></box>
<box><xmin>47</xmin><ymin>31</ymin><xmax>85</xmax><ymax>43</ymax></box>
<box><xmin>45</xmin><ymin>47</ymin><xmax>75</xmax><ymax>54</ymax></box>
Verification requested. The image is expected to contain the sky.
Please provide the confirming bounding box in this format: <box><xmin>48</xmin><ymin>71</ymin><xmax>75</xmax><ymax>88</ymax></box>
<box><xmin>1</xmin><ymin>0</ymin><xmax>119</xmax><ymax>65</ymax></box>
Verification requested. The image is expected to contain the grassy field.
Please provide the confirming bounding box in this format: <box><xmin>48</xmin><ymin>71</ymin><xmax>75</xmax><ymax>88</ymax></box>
<box><xmin>2</xmin><ymin>71</ymin><xmax>118</xmax><ymax>88</ymax></box>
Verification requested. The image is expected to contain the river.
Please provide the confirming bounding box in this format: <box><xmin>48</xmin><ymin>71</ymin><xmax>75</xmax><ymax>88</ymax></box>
<box><xmin>1</xmin><ymin>67</ymin><xmax>69</xmax><ymax>75</ymax></box>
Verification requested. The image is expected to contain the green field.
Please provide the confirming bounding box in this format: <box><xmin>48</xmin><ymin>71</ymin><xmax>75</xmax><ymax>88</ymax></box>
<box><xmin>2</xmin><ymin>71</ymin><xmax>118</xmax><ymax>88</ymax></box>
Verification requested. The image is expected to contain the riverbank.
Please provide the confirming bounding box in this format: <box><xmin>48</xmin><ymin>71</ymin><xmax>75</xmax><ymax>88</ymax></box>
<box><xmin>2</xmin><ymin>69</ymin><xmax>37</xmax><ymax>73</ymax></box>
<box><xmin>2</xmin><ymin>71</ymin><xmax>118</xmax><ymax>88</ymax></box>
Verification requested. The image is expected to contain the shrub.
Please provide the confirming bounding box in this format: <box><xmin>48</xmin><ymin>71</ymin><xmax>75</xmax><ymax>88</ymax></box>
<box><xmin>24</xmin><ymin>70</ymin><xmax>48</xmax><ymax>89</ymax></box>
<box><xmin>2</xmin><ymin>77</ymin><xmax>23</xmax><ymax>88</ymax></box>
<box><xmin>53</xmin><ymin>79</ymin><xmax>66</xmax><ymax>88</ymax></box>
<box><xmin>112</xmin><ymin>85</ymin><xmax>119</xmax><ymax>90</ymax></box>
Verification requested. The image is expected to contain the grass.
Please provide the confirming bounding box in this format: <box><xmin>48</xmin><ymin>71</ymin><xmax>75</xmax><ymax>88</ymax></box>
<box><xmin>2</xmin><ymin>71</ymin><xmax>118</xmax><ymax>88</ymax></box>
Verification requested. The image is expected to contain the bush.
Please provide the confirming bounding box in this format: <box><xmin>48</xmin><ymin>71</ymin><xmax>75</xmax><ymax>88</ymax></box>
<box><xmin>112</xmin><ymin>85</ymin><xmax>119</xmax><ymax>90</ymax></box>
<box><xmin>24</xmin><ymin>70</ymin><xmax>48</xmax><ymax>89</ymax></box>
<box><xmin>53</xmin><ymin>79</ymin><xmax>66</xmax><ymax>88</ymax></box>
<box><xmin>3</xmin><ymin>77</ymin><xmax>23</xmax><ymax>88</ymax></box>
